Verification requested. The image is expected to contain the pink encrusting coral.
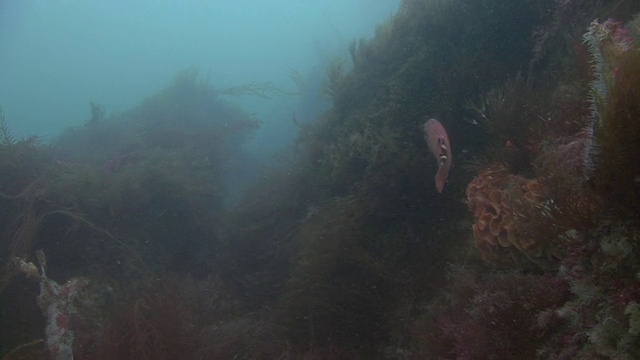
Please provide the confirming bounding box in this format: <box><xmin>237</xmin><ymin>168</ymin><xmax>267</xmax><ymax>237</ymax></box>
<box><xmin>465</xmin><ymin>165</ymin><xmax>561</xmax><ymax>267</ymax></box>
<box><xmin>38</xmin><ymin>277</ymin><xmax>91</xmax><ymax>360</ymax></box>
<box><xmin>15</xmin><ymin>251</ymin><xmax>91</xmax><ymax>360</ymax></box>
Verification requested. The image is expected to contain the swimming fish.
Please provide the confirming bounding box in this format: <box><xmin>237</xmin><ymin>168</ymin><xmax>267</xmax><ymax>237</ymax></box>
<box><xmin>423</xmin><ymin>118</ymin><xmax>452</xmax><ymax>193</ymax></box>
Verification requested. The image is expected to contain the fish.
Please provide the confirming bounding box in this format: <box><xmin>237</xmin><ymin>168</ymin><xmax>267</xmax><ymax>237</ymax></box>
<box><xmin>423</xmin><ymin>118</ymin><xmax>452</xmax><ymax>193</ymax></box>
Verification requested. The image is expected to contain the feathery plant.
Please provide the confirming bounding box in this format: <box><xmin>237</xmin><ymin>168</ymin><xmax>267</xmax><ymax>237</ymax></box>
<box><xmin>0</xmin><ymin>107</ymin><xmax>15</xmax><ymax>146</ymax></box>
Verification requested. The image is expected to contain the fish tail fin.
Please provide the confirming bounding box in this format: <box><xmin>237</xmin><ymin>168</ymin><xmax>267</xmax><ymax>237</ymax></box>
<box><xmin>435</xmin><ymin>174</ymin><xmax>444</xmax><ymax>193</ymax></box>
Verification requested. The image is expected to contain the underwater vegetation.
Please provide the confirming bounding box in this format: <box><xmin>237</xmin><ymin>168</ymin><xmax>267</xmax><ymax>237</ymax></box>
<box><xmin>2</xmin><ymin>0</ymin><xmax>640</xmax><ymax>359</ymax></box>
<box><xmin>587</xmin><ymin>21</ymin><xmax>640</xmax><ymax>214</ymax></box>
<box><xmin>0</xmin><ymin>70</ymin><xmax>260</xmax><ymax>359</ymax></box>
<box><xmin>414</xmin><ymin>265</ymin><xmax>572</xmax><ymax>359</ymax></box>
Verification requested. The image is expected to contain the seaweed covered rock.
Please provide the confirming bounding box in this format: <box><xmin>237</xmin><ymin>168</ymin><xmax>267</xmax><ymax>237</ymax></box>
<box><xmin>4</xmin><ymin>1</ymin><xmax>640</xmax><ymax>358</ymax></box>
<box><xmin>0</xmin><ymin>70</ymin><xmax>267</xmax><ymax>358</ymax></box>
<box><xmin>0</xmin><ymin>70</ymin><xmax>259</xmax><ymax>348</ymax></box>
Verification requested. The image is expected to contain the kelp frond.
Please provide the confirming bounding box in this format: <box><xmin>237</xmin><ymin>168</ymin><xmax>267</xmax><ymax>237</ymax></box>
<box><xmin>220</xmin><ymin>81</ymin><xmax>295</xmax><ymax>99</ymax></box>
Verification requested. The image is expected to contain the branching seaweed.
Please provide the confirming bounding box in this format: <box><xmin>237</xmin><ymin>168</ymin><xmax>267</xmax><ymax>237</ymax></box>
<box><xmin>87</xmin><ymin>101</ymin><xmax>105</xmax><ymax>125</ymax></box>
<box><xmin>287</xmin><ymin>68</ymin><xmax>305</xmax><ymax>95</ymax></box>
<box><xmin>321</xmin><ymin>58</ymin><xmax>345</xmax><ymax>102</ymax></box>
<box><xmin>466</xmin><ymin>74</ymin><xmax>547</xmax><ymax>173</ymax></box>
<box><xmin>0</xmin><ymin>107</ymin><xmax>15</xmax><ymax>146</ymax></box>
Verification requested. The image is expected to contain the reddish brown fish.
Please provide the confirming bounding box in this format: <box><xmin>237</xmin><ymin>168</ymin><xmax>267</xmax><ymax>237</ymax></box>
<box><xmin>424</xmin><ymin>118</ymin><xmax>452</xmax><ymax>193</ymax></box>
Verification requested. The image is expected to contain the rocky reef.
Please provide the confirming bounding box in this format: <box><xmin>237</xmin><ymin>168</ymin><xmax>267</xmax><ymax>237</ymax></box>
<box><xmin>2</xmin><ymin>1</ymin><xmax>640</xmax><ymax>359</ymax></box>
